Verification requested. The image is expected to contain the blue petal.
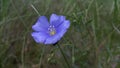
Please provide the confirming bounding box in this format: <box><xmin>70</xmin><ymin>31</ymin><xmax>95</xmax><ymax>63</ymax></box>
<box><xmin>56</xmin><ymin>20</ymin><xmax>70</xmax><ymax>38</ymax></box>
<box><xmin>32</xmin><ymin>16</ymin><xmax>49</xmax><ymax>32</ymax></box>
<box><xmin>31</xmin><ymin>32</ymin><xmax>49</xmax><ymax>43</ymax></box>
<box><xmin>50</xmin><ymin>14</ymin><xmax>66</xmax><ymax>27</ymax></box>
<box><xmin>50</xmin><ymin>14</ymin><xmax>59</xmax><ymax>23</ymax></box>
<box><xmin>44</xmin><ymin>34</ymin><xmax>61</xmax><ymax>44</ymax></box>
<box><xmin>57</xmin><ymin>20</ymin><xmax>70</xmax><ymax>32</ymax></box>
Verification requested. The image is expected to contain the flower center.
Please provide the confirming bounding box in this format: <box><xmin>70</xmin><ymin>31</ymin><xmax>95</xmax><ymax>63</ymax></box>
<box><xmin>48</xmin><ymin>25</ymin><xmax>56</xmax><ymax>36</ymax></box>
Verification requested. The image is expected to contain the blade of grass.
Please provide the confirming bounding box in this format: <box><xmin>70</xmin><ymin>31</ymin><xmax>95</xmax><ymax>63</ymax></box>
<box><xmin>39</xmin><ymin>45</ymin><xmax>45</xmax><ymax>68</ymax></box>
<box><xmin>92</xmin><ymin>0</ymin><xmax>99</xmax><ymax>67</ymax></box>
<box><xmin>21</xmin><ymin>33</ymin><xmax>27</xmax><ymax>68</ymax></box>
<box><xmin>57</xmin><ymin>43</ymin><xmax>71</xmax><ymax>68</ymax></box>
<box><xmin>113</xmin><ymin>0</ymin><xmax>118</xmax><ymax>24</ymax></box>
<box><xmin>30</xmin><ymin>4</ymin><xmax>40</xmax><ymax>16</ymax></box>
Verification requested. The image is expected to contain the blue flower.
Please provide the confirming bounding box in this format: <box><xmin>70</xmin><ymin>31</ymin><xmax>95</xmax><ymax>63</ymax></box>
<box><xmin>31</xmin><ymin>14</ymin><xmax>70</xmax><ymax>45</ymax></box>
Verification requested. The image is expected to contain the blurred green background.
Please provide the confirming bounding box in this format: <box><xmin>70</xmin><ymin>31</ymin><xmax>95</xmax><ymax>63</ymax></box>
<box><xmin>0</xmin><ymin>0</ymin><xmax>120</xmax><ymax>68</ymax></box>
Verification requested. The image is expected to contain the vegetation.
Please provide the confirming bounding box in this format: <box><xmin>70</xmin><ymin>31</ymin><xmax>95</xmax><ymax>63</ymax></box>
<box><xmin>0</xmin><ymin>0</ymin><xmax>120</xmax><ymax>68</ymax></box>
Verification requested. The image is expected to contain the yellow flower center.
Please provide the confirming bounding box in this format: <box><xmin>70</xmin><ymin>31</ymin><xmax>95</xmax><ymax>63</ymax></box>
<box><xmin>50</xmin><ymin>30</ymin><xmax>56</xmax><ymax>36</ymax></box>
<box><xmin>48</xmin><ymin>25</ymin><xmax>56</xmax><ymax>36</ymax></box>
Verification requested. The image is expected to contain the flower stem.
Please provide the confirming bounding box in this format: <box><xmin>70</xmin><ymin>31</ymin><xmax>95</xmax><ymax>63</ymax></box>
<box><xmin>57</xmin><ymin>44</ymin><xmax>71</xmax><ymax>68</ymax></box>
<box><xmin>39</xmin><ymin>45</ymin><xmax>45</xmax><ymax>68</ymax></box>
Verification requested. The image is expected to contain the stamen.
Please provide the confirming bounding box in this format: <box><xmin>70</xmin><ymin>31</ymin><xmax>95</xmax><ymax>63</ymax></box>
<box><xmin>50</xmin><ymin>30</ymin><xmax>56</xmax><ymax>35</ymax></box>
<box><xmin>48</xmin><ymin>25</ymin><xmax>56</xmax><ymax>36</ymax></box>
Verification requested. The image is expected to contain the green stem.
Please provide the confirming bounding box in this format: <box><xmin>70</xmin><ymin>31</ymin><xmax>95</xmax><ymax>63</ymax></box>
<box><xmin>39</xmin><ymin>45</ymin><xmax>45</xmax><ymax>68</ymax></box>
<box><xmin>57</xmin><ymin>44</ymin><xmax>71</xmax><ymax>68</ymax></box>
<box><xmin>21</xmin><ymin>35</ymin><xmax>26</xmax><ymax>68</ymax></box>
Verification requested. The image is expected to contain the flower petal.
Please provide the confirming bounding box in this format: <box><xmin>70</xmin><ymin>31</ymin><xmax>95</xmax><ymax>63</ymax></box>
<box><xmin>32</xmin><ymin>16</ymin><xmax>49</xmax><ymax>32</ymax></box>
<box><xmin>44</xmin><ymin>34</ymin><xmax>61</xmax><ymax>44</ymax></box>
<box><xmin>57</xmin><ymin>20</ymin><xmax>70</xmax><ymax>32</ymax></box>
<box><xmin>50</xmin><ymin>14</ymin><xmax>66</xmax><ymax>27</ymax></box>
<box><xmin>56</xmin><ymin>20</ymin><xmax>70</xmax><ymax>38</ymax></box>
<box><xmin>50</xmin><ymin>14</ymin><xmax>59</xmax><ymax>23</ymax></box>
<box><xmin>31</xmin><ymin>32</ymin><xmax>49</xmax><ymax>43</ymax></box>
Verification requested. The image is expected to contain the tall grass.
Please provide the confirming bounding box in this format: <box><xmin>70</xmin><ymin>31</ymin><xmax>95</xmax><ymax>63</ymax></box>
<box><xmin>0</xmin><ymin>0</ymin><xmax>120</xmax><ymax>68</ymax></box>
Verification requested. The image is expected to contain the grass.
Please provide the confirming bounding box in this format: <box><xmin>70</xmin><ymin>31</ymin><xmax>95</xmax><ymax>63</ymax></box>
<box><xmin>0</xmin><ymin>0</ymin><xmax>120</xmax><ymax>68</ymax></box>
